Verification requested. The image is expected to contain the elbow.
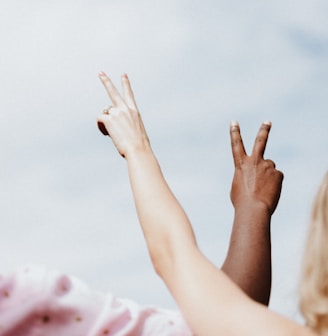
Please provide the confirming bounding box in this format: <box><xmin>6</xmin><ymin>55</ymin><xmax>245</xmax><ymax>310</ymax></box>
<box><xmin>147</xmin><ymin>238</ymin><xmax>175</xmax><ymax>279</ymax></box>
<box><xmin>150</xmin><ymin>254</ymin><xmax>165</xmax><ymax>278</ymax></box>
<box><xmin>148</xmin><ymin>236</ymin><xmax>196</xmax><ymax>281</ymax></box>
<box><xmin>145</xmin><ymin>224</ymin><xmax>198</xmax><ymax>280</ymax></box>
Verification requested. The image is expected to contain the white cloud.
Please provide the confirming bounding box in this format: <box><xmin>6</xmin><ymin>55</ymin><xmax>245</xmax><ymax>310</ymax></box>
<box><xmin>1</xmin><ymin>0</ymin><xmax>328</xmax><ymax>323</ymax></box>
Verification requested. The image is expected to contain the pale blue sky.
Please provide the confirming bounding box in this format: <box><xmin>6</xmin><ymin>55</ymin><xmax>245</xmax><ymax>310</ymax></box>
<box><xmin>1</xmin><ymin>0</ymin><xmax>328</xmax><ymax>321</ymax></box>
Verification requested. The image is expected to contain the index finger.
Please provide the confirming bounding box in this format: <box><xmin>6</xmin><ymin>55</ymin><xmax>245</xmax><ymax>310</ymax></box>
<box><xmin>230</xmin><ymin>121</ymin><xmax>247</xmax><ymax>168</ymax></box>
<box><xmin>98</xmin><ymin>72</ymin><xmax>124</xmax><ymax>106</ymax></box>
<box><xmin>251</xmin><ymin>121</ymin><xmax>271</xmax><ymax>159</ymax></box>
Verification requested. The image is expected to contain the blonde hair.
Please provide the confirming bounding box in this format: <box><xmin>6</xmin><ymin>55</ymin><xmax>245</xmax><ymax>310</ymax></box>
<box><xmin>299</xmin><ymin>171</ymin><xmax>328</xmax><ymax>335</ymax></box>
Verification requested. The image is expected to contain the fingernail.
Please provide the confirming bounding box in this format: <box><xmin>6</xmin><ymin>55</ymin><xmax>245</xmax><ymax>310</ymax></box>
<box><xmin>263</xmin><ymin>120</ymin><xmax>272</xmax><ymax>126</ymax></box>
<box><xmin>122</xmin><ymin>73</ymin><xmax>128</xmax><ymax>79</ymax></box>
<box><xmin>99</xmin><ymin>71</ymin><xmax>106</xmax><ymax>77</ymax></box>
<box><xmin>231</xmin><ymin>120</ymin><xmax>239</xmax><ymax>127</ymax></box>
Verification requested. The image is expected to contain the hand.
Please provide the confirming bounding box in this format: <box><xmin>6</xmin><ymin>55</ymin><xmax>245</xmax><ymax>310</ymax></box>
<box><xmin>97</xmin><ymin>72</ymin><xmax>150</xmax><ymax>158</ymax></box>
<box><xmin>230</xmin><ymin>121</ymin><xmax>284</xmax><ymax>215</ymax></box>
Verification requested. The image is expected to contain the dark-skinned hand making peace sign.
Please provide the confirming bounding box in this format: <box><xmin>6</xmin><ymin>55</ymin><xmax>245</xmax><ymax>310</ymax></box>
<box><xmin>230</xmin><ymin>121</ymin><xmax>284</xmax><ymax>216</ymax></box>
<box><xmin>222</xmin><ymin>121</ymin><xmax>284</xmax><ymax>305</ymax></box>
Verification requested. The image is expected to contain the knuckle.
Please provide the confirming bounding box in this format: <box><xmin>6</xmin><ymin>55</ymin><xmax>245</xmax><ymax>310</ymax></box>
<box><xmin>256</xmin><ymin>135</ymin><xmax>267</xmax><ymax>143</ymax></box>
<box><xmin>266</xmin><ymin>159</ymin><xmax>276</xmax><ymax>168</ymax></box>
<box><xmin>237</xmin><ymin>158</ymin><xmax>245</xmax><ymax>167</ymax></box>
<box><xmin>260</xmin><ymin>124</ymin><xmax>270</xmax><ymax>131</ymax></box>
<box><xmin>230</xmin><ymin>127</ymin><xmax>240</xmax><ymax>134</ymax></box>
<box><xmin>231</xmin><ymin>138</ymin><xmax>242</xmax><ymax>148</ymax></box>
<box><xmin>231</xmin><ymin>139</ymin><xmax>238</xmax><ymax>147</ymax></box>
<box><xmin>97</xmin><ymin>114</ymin><xmax>106</xmax><ymax>123</ymax></box>
<box><xmin>278</xmin><ymin>170</ymin><xmax>284</xmax><ymax>180</ymax></box>
<box><xmin>110</xmin><ymin>107</ymin><xmax>121</xmax><ymax>117</ymax></box>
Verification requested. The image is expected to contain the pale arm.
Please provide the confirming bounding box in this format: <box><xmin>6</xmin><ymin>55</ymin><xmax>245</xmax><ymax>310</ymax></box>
<box><xmin>126</xmin><ymin>149</ymin><xmax>197</xmax><ymax>274</ymax></box>
<box><xmin>98</xmin><ymin>73</ymin><xmax>275</xmax><ymax>306</ymax></box>
<box><xmin>96</xmin><ymin>73</ymin><xmax>315</xmax><ymax>336</ymax></box>
<box><xmin>123</xmin><ymin>140</ymin><xmax>310</xmax><ymax>336</ymax></box>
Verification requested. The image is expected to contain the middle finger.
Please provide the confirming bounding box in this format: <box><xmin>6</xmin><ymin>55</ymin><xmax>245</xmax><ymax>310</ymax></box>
<box><xmin>251</xmin><ymin>121</ymin><xmax>271</xmax><ymax>160</ymax></box>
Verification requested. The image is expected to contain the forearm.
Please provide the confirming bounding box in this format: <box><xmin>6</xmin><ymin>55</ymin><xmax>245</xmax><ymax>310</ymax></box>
<box><xmin>126</xmin><ymin>148</ymin><xmax>197</xmax><ymax>277</ymax></box>
<box><xmin>221</xmin><ymin>202</ymin><xmax>272</xmax><ymax>305</ymax></box>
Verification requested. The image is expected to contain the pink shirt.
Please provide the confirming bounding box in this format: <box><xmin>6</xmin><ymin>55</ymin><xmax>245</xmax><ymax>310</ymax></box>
<box><xmin>0</xmin><ymin>265</ymin><xmax>192</xmax><ymax>336</ymax></box>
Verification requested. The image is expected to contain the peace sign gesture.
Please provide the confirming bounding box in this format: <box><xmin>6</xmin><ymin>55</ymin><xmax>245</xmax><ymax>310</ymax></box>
<box><xmin>230</xmin><ymin>121</ymin><xmax>284</xmax><ymax>215</ymax></box>
<box><xmin>97</xmin><ymin>72</ymin><xmax>150</xmax><ymax>158</ymax></box>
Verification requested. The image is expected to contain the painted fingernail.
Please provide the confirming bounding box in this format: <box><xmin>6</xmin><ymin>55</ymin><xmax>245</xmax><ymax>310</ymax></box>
<box><xmin>230</xmin><ymin>120</ymin><xmax>239</xmax><ymax>131</ymax></box>
<box><xmin>97</xmin><ymin>121</ymin><xmax>109</xmax><ymax>136</ymax></box>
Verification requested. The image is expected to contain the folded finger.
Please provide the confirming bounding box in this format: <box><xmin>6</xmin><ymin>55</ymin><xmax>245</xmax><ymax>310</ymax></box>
<box><xmin>99</xmin><ymin>72</ymin><xmax>123</xmax><ymax>106</ymax></box>
<box><xmin>264</xmin><ymin>159</ymin><xmax>276</xmax><ymax>169</ymax></box>
<box><xmin>251</xmin><ymin>121</ymin><xmax>271</xmax><ymax>159</ymax></box>
<box><xmin>230</xmin><ymin>121</ymin><xmax>246</xmax><ymax>168</ymax></box>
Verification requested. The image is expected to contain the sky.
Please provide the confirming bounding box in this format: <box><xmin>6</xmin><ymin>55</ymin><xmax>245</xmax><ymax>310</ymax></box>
<box><xmin>1</xmin><ymin>0</ymin><xmax>328</xmax><ymax>323</ymax></box>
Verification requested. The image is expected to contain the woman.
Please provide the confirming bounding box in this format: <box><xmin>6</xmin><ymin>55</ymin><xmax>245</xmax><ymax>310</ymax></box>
<box><xmin>300</xmin><ymin>171</ymin><xmax>328</xmax><ymax>335</ymax></box>
<box><xmin>97</xmin><ymin>72</ymin><xmax>323</xmax><ymax>335</ymax></box>
<box><xmin>0</xmin><ymin>79</ymin><xmax>280</xmax><ymax>334</ymax></box>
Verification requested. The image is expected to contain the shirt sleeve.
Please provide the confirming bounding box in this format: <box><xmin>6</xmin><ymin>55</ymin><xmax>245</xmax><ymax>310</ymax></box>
<box><xmin>0</xmin><ymin>265</ymin><xmax>192</xmax><ymax>336</ymax></box>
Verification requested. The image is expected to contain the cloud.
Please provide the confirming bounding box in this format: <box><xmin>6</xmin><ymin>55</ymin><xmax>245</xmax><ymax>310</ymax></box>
<box><xmin>0</xmin><ymin>0</ymin><xmax>328</xmax><ymax>321</ymax></box>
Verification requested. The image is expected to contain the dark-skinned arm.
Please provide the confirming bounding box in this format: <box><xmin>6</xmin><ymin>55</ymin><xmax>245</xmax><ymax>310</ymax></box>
<box><xmin>221</xmin><ymin>121</ymin><xmax>284</xmax><ymax>305</ymax></box>
<box><xmin>96</xmin><ymin>74</ymin><xmax>313</xmax><ymax>336</ymax></box>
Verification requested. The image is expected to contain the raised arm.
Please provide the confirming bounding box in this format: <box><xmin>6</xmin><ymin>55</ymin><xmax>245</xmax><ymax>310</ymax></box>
<box><xmin>97</xmin><ymin>72</ymin><xmax>197</xmax><ymax>274</ymax></box>
<box><xmin>97</xmin><ymin>73</ymin><xmax>315</xmax><ymax>336</ymax></box>
<box><xmin>221</xmin><ymin>121</ymin><xmax>283</xmax><ymax>305</ymax></box>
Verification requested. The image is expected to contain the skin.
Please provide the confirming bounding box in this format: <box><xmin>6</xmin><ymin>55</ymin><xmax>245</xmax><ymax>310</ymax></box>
<box><xmin>221</xmin><ymin>121</ymin><xmax>283</xmax><ymax>305</ymax></box>
<box><xmin>98</xmin><ymin>75</ymin><xmax>276</xmax><ymax>306</ymax></box>
<box><xmin>97</xmin><ymin>72</ymin><xmax>316</xmax><ymax>336</ymax></box>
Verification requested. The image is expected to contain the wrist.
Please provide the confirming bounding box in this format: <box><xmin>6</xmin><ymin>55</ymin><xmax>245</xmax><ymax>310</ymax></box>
<box><xmin>125</xmin><ymin>145</ymin><xmax>160</xmax><ymax>174</ymax></box>
<box><xmin>124</xmin><ymin>141</ymin><xmax>154</xmax><ymax>161</ymax></box>
<box><xmin>234</xmin><ymin>199</ymin><xmax>272</xmax><ymax>218</ymax></box>
<box><xmin>233</xmin><ymin>202</ymin><xmax>272</xmax><ymax>231</ymax></box>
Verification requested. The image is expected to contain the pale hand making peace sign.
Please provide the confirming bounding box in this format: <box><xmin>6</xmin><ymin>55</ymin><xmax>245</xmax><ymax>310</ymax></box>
<box><xmin>97</xmin><ymin>72</ymin><xmax>151</xmax><ymax>159</ymax></box>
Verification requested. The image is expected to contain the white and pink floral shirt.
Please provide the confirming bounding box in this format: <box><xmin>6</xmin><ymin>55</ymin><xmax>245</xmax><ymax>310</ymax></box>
<box><xmin>0</xmin><ymin>265</ymin><xmax>192</xmax><ymax>336</ymax></box>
